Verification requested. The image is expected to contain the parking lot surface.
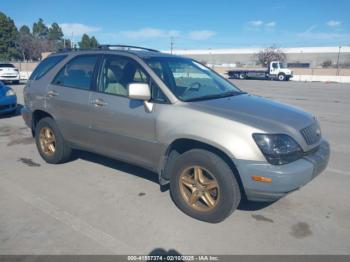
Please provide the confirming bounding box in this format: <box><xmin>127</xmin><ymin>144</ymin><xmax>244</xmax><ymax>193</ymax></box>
<box><xmin>1</xmin><ymin>80</ymin><xmax>350</xmax><ymax>254</ymax></box>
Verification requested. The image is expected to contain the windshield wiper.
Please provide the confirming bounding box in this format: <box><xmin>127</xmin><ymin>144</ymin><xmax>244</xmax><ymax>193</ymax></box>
<box><xmin>184</xmin><ymin>91</ymin><xmax>245</xmax><ymax>102</ymax></box>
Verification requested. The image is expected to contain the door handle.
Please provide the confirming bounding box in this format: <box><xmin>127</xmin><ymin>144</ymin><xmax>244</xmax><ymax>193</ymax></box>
<box><xmin>47</xmin><ymin>90</ymin><xmax>59</xmax><ymax>97</ymax></box>
<box><xmin>91</xmin><ymin>98</ymin><xmax>108</xmax><ymax>107</ymax></box>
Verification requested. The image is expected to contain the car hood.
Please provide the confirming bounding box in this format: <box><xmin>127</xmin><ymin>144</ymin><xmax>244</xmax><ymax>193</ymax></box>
<box><xmin>187</xmin><ymin>93</ymin><xmax>314</xmax><ymax>132</ymax></box>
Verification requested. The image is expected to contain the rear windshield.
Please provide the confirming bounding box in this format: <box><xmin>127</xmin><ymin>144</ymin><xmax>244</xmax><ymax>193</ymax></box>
<box><xmin>0</xmin><ymin>64</ymin><xmax>15</xmax><ymax>68</ymax></box>
<box><xmin>29</xmin><ymin>55</ymin><xmax>67</xmax><ymax>80</ymax></box>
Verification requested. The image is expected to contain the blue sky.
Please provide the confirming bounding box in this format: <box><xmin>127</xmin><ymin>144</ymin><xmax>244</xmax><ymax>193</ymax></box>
<box><xmin>2</xmin><ymin>0</ymin><xmax>350</xmax><ymax>50</ymax></box>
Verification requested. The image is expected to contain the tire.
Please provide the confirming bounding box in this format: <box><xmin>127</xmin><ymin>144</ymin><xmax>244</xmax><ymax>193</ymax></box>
<box><xmin>278</xmin><ymin>74</ymin><xmax>286</xmax><ymax>81</ymax></box>
<box><xmin>12</xmin><ymin>80</ymin><xmax>20</xmax><ymax>85</ymax></box>
<box><xmin>239</xmin><ymin>73</ymin><xmax>246</xmax><ymax>80</ymax></box>
<box><xmin>35</xmin><ymin>117</ymin><xmax>72</xmax><ymax>164</ymax></box>
<box><xmin>170</xmin><ymin>149</ymin><xmax>241</xmax><ymax>223</ymax></box>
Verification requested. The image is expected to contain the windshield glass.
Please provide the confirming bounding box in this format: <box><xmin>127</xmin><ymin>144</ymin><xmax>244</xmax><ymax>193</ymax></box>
<box><xmin>279</xmin><ymin>63</ymin><xmax>287</xmax><ymax>68</ymax></box>
<box><xmin>0</xmin><ymin>63</ymin><xmax>15</xmax><ymax>68</ymax></box>
<box><xmin>145</xmin><ymin>57</ymin><xmax>242</xmax><ymax>102</ymax></box>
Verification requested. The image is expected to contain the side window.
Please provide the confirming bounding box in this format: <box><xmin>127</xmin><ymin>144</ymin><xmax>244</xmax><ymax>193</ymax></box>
<box><xmin>30</xmin><ymin>55</ymin><xmax>67</xmax><ymax>80</ymax></box>
<box><xmin>133</xmin><ymin>68</ymin><xmax>148</xmax><ymax>82</ymax></box>
<box><xmin>147</xmin><ymin>61</ymin><xmax>176</xmax><ymax>93</ymax></box>
<box><xmin>151</xmin><ymin>81</ymin><xmax>168</xmax><ymax>103</ymax></box>
<box><xmin>147</xmin><ymin>61</ymin><xmax>164</xmax><ymax>80</ymax></box>
<box><xmin>272</xmin><ymin>63</ymin><xmax>278</xmax><ymax>69</ymax></box>
<box><xmin>97</xmin><ymin>55</ymin><xmax>149</xmax><ymax>97</ymax></box>
<box><xmin>52</xmin><ymin>55</ymin><xmax>98</xmax><ymax>90</ymax></box>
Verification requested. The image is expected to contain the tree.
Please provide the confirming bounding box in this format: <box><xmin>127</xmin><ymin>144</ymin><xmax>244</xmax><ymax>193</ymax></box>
<box><xmin>90</xmin><ymin>36</ymin><xmax>99</xmax><ymax>48</ymax></box>
<box><xmin>63</xmin><ymin>38</ymin><xmax>71</xmax><ymax>48</ymax></box>
<box><xmin>17</xmin><ymin>25</ymin><xmax>33</xmax><ymax>60</ymax></box>
<box><xmin>19</xmin><ymin>25</ymin><xmax>30</xmax><ymax>35</ymax></box>
<box><xmin>0</xmin><ymin>12</ymin><xmax>20</xmax><ymax>60</ymax></box>
<box><xmin>79</xmin><ymin>34</ymin><xmax>91</xmax><ymax>49</ymax></box>
<box><xmin>17</xmin><ymin>25</ymin><xmax>44</xmax><ymax>61</ymax></box>
<box><xmin>254</xmin><ymin>45</ymin><xmax>286</xmax><ymax>66</ymax></box>
<box><xmin>78</xmin><ymin>34</ymin><xmax>99</xmax><ymax>49</ymax></box>
<box><xmin>33</xmin><ymin>18</ymin><xmax>49</xmax><ymax>39</ymax></box>
<box><xmin>48</xmin><ymin>23</ymin><xmax>63</xmax><ymax>41</ymax></box>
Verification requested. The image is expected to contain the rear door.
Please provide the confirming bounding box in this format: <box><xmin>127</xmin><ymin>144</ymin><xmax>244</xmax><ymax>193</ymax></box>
<box><xmin>47</xmin><ymin>54</ymin><xmax>100</xmax><ymax>148</ymax></box>
<box><xmin>88</xmin><ymin>54</ymin><xmax>161</xmax><ymax>169</ymax></box>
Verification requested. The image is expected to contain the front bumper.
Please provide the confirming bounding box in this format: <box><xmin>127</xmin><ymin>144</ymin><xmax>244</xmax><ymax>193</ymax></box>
<box><xmin>0</xmin><ymin>95</ymin><xmax>17</xmax><ymax>114</ymax></box>
<box><xmin>236</xmin><ymin>140</ymin><xmax>330</xmax><ymax>201</ymax></box>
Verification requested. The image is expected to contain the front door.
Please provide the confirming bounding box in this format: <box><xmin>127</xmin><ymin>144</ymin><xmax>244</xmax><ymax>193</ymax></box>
<box><xmin>270</xmin><ymin>62</ymin><xmax>279</xmax><ymax>75</ymax></box>
<box><xmin>89</xmin><ymin>54</ymin><xmax>160</xmax><ymax>169</ymax></box>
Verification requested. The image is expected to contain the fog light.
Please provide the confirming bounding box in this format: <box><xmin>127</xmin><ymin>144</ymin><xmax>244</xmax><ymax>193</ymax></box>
<box><xmin>252</xmin><ymin>176</ymin><xmax>272</xmax><ymax>183</ymax></box>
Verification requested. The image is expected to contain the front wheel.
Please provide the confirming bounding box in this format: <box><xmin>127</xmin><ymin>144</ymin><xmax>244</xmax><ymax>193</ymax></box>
<box><xmin>278</xmin><ymin>74</ymin><xmax>286</xmax><ymax>81</ymax></box>
<box><xmin>239</xmin><ymin>73</ymin><xmax>246</xmax><ymax>79</ymax></box>
<box><xmin>170</xmin><ymin>149</ymin><xmax>241</xmax><ymax>223</ymax></box>
<box><xmin>35</xmin><ymin>117</ymin><xmax>72</xmax><ymax>164</ymax></box>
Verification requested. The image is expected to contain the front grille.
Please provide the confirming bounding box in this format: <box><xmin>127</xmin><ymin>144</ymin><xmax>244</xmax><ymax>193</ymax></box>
<box><xmin>301</xmin><ymin>122</ymin><xmax>321</xmax><ymax>145</ymax></box>
<box><xmin>0</xmin><ymin>75</ymin><xmax>17</xmax><ymax>78</ymax></box>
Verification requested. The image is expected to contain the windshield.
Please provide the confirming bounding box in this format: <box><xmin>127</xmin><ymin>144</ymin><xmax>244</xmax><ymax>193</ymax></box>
<box><xmin>0</xmin><ymin>63</ymin><xmax>15</xmax><ymax>68</ymax></box>
<box><xmin>145</xmin><ymin>57</ymin><xmax>242</xmax><ymax>102</ymax></box>
<box><xmin>279</xmin><ymin>63</ymin><xmax>287</xmax><ymax>69</ymax></box>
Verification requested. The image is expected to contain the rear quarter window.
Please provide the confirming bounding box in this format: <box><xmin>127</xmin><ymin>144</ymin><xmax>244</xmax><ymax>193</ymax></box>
<box><xmin>29</xmin><ymin>55</ymin><xmax>67</xmax><ymax>80</ymax></box>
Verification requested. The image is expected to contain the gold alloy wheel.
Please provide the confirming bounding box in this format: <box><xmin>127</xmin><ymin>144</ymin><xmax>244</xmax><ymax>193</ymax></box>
<box><xmin>179</xmin><ymin>166</ymin><xmax>220</xmax><ymax>212</ymax></box>
<box><xmin>39</xmin><ymin>127</ymin><xmax>56</xmax><ymax>156</ymax></box>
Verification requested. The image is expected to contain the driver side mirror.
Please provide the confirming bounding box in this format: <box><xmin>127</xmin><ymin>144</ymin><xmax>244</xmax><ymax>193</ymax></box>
<box><xmin>128</xmin><ymin>83</ymin><xmax>151</xmax><ymax>101</ymax></box>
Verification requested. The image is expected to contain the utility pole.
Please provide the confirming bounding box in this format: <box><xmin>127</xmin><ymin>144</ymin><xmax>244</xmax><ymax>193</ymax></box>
<box><xmin>336</xmin><ymin>46</ymin><xmax>342</xmax><ymax>76</ymax></box>
<box><xmin>71</xmin><ymin>32</ymin><xmax>74</xmax><ymax>49</ymax></box>
<box><xmin>170</xmin><ymin>36</ymin><xmax>174</xmax><ymax>54</ymax></box>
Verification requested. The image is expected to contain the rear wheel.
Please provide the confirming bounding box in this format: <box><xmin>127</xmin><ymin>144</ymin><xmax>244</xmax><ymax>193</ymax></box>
<box><xmin>170</xmin><ymin>149</ymin><xmax>241</xmax><ymax>223</ymax></box>
<box><xmin>35</xmin><ymin>117</ymin><xmax>72</xmax><ymax>164</ymax></box>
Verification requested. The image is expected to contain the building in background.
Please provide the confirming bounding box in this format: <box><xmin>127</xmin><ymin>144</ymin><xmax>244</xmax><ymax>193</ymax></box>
<box><xmin>170</xmin><ymin>46</ymin><xmax>350</xmax><ymax>69</ymax></box>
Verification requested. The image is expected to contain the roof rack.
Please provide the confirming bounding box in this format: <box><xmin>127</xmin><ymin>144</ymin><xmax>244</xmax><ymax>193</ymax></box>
<box><xmin>57</xmin><ymin>47</ymin><xmax>99</xmax><ymax>52</ymax></box>
<box><xmin>57</xmin><ymin>45</ymin><xmax>160</xmax><ymax>54</ymax></box>
<box><xmin>98</xmin><ymin>45</ymin><xmax>160</xmax><ymax>52</ymax></box>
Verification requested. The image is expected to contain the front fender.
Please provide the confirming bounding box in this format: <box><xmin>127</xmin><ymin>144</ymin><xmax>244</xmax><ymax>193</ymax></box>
<box><xmin>156</xmin><ymin>103</ymin><xmax>266</xmax><ymax>163</ymax></box>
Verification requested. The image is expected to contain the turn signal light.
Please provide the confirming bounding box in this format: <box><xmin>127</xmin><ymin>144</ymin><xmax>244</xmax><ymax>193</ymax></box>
<box><xmin>252</xmin><ymin>176</ymin><xmax>272</xmax><ymax>183</ymax></box>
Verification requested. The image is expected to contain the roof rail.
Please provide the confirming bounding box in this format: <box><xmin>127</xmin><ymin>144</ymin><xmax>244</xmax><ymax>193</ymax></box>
<box><xmin>56</xmin><ymin>45</ymin><xmax>160</xmax><ymax>54</ymax></box>
<box><xmin>57</xmin><ymin>47</ymin><xmax>101</xmax><ymax>52</ymax></box>
<box><xmin>98</xmin><ymin>45</ymin><xmax>160</xmax><ymax>52</ymax></box>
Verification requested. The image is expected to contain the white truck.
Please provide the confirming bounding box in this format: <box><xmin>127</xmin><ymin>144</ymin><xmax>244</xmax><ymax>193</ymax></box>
<box><xmin>227</xmin><ymin>61</ymin><xmax>293</xmax><ymax>81</ymax></box>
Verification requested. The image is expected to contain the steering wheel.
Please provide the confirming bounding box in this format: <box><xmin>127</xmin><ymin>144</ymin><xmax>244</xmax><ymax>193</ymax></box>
<box><xmin>183</xmin><ymin>82</ymin><xmax>201</xmax><ymax>96</ymax></box>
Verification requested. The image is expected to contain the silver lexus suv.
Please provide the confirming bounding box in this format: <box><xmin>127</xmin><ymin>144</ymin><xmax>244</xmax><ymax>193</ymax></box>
<box><xmin>22</xmin><ymin>45</ymin><xmax>330</xmax><ymax>223</ymax></box>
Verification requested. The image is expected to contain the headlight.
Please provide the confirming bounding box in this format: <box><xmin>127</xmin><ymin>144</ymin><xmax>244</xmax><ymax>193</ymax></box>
<box><xmin>253</xmin><ymin>133</ymin><xmax>303</xmax><ymax>165</ymax></box>
<box><xmin>6</xmin><ymin>89</ymin><xmax>16</xmax><ymax>96</ymax></box>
